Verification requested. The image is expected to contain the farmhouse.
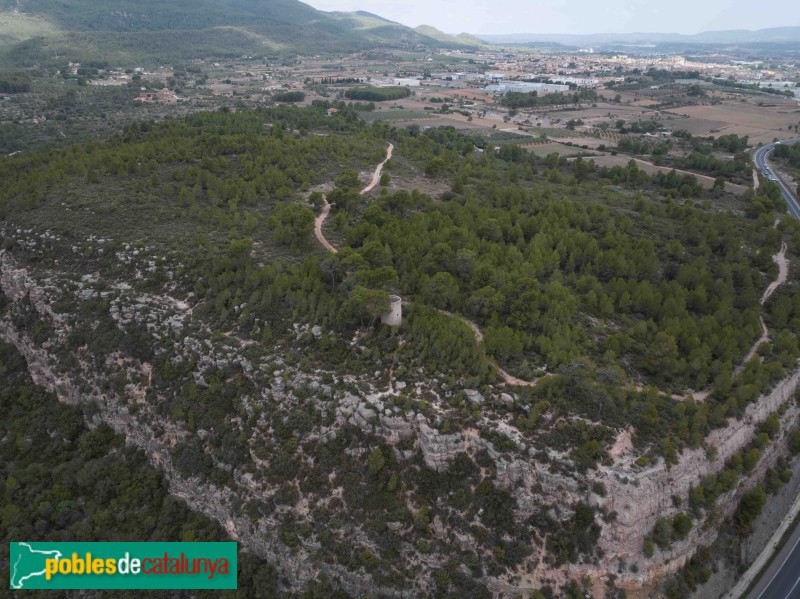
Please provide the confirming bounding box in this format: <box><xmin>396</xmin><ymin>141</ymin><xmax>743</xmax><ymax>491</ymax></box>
<box><xmin>393</xmin><ymin>78</ymin><xmax>421</xmax><ymax>87</ymax></box>
<box><xmin>134</xmin><ymin>89</ymin><xmax>179</xmax><ymax>104</ymax></box>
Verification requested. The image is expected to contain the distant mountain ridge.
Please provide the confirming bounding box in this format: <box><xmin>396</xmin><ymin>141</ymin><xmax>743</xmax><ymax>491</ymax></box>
<box><xmin>414</xmin><ymin>24</ymin><xmax>489</xmax><ymax>48</ymax></box>
<box><xmin>0</xmin><ymin>0</ymin><xmax>475</xmax><ymax>65</ymax></box>
<box><xmin>3</xmin><ymin>1</ymin><xmax>795</xmax><ymax>67</ymax></box>
<box><xmin>477</xmin><ymin>26</ymin><xmax>800</xmax><ymax>46</ymax></box>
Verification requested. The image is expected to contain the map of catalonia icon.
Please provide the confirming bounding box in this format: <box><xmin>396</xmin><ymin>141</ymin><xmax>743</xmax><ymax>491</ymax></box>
<box><xmin>10</xmin><ymin>543</ymin><xmax>63</xmax><ymax>589</ymax></box>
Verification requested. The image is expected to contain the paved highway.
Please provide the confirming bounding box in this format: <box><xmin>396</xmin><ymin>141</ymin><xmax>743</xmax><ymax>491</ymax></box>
<box><xmin>749</xmin><ymin>518</ymin><xmax>800</xmax><ymax>599</ymax></box>
<box><xmin>752</xmin><ymin>139</ymin><xmax>800</xmax><ymax>220</ymax></box>
<box><xmin>744</xmin><ymin>139</ymin><xmax>800</xmax><ymax>599</ymax></box>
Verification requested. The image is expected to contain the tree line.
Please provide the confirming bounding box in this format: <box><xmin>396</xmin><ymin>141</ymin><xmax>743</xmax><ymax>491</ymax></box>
<box><xmin>345</xmin><ymin>86</ymin><xmax>411</xmax><ymax>102</ymax></box>
<box><xmin>501</xmin><ymin>89</ymin><xmax>598</xmax><ymax>109</ymax></box>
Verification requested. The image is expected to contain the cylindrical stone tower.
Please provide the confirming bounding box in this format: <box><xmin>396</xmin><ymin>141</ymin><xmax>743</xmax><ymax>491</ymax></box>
<box><xmin>381</xmin><ymin>295</ymin><xmax>402</xmax><ymax>327</ymax></box>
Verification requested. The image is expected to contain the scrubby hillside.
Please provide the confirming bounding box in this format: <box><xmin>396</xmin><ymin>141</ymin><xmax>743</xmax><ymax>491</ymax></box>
<box><xmin>1</xmin><ymin>106</ymin><xmax>799</xmax><ymax>596</ymax></box>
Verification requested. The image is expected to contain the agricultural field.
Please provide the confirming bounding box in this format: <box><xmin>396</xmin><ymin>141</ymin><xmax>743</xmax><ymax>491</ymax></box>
<box><xmin>547</xmin><ymin>136</ymin><xmax>606</xmax><ymax>148</ymax></box>
<box><xmin>524</xmin><ymin>141</ymin><xmax>594</xmax><ymax>157</ymax></box>
<box><xmin>585</xmin><ymin>154</ymin><xmax>749</xmax><ymax>193</ymax></box>
<box><xmin>664</xmin><ymin>102</ymin><xmax>800</xmax><ymax>144</ymax></box>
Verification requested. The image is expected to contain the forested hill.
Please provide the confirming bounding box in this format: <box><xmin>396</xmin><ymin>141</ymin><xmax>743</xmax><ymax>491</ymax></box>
<box><xmin>1</xmin><ymin>0</ymin><xmax>326</xmax><ymax>32</ymax></box>
<box><xmin>1</xmin><ymin>105</ymin><xmax>800</xmax><ymax>595</ymax></box>
<box><xmin>0</xmin><ymin>0</ymin><xmax>462</xmax><ymax>65</ymax></box>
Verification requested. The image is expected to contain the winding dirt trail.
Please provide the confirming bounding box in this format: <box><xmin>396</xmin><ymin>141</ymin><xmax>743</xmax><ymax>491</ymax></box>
<box><xmin>434</xmin><ymin>233</ymin><xmax>791</xmax><ymax>391</ymax></box>
<box><xmin>436</xmin><ymin>308</ymin><xmax>549</xmax><ymax>387</ymax></box>
<box><xmin>730</xmin><ymin>239</ymin><xmax>789</xmax><ymax>376</ymax></box>
<box><xmin>314</xmin><ymin>200</ymin><xmax>337</xmax><ymax>253</ymax></box>
<box><xmin>704</xmin><ymin>235</ymin><xmax>789</xmax><ymax>391</ymax></box>
<box><xmin>314</xmin><ymin>143</ymin><xmax>393</xmax><ymax>255</ymax></box>
<box><xmin>360</xmin><ymin>143</ymin><xmax>394</xmax><ymax>195</ymax></box>
<box><xmin>494</xmin><ymin>367</ymin><xmax>548</xmax><ymax>388</ymax></box>
<box><xmin>761</xmin><ymin>240</ymin><xmax>789</xmax><ymax>305</ymax></box>
<box><xmin>740</xmin><ymin>317</ymin><xmax>769</xmax><ymax>371</ymax></box>
<box><xmin>734</xmin><ymin>235</ymin><xmax>789</xmax><ymax>371</ymax></box>
<box><xmin>630</xmin><ymin>218</ymin><xmax>788</xmax><ymax>399</ymax></box>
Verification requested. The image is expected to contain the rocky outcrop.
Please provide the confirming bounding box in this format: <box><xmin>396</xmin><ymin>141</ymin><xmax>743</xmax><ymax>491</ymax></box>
<box><xmin>598</xmin><ymin>371</ymin><xmax>800</xmax><ymax>581</ymax></box>
<box><xmin>418</xmin><ymin>422</ymin><xmax>467</xmax><ymax>471</ymax></box>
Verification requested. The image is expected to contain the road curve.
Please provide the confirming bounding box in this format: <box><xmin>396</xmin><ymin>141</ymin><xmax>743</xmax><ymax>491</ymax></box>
<box><xmin>742</xmin><ymin>498</ymin><xmax>800</xmax><ymax>599</ymax></box>
<box><xmin>752</xmin><ymin>139</ymin><xmax>800</xmax><ymax>219</ymax></box>
<box><xmin>728</xmin><ymin>489</ymin><xmax>800</xmax><ymax>599</ymax></box>
<box><xmin>314</xmin><ymin>142</ymin><xmax>393</xmax><ymax>255</ymax></box>
<box><xmin>755</xmin><ymin>526</ymin><xmax>800</xmax><ymax>599</ymax></box>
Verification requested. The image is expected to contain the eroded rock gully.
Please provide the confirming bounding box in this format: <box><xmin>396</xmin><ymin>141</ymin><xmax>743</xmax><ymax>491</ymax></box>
<box><xmin>2</xmin><ymin>249</ymin><xmax>798</xmax><ymax>597</ymax></box>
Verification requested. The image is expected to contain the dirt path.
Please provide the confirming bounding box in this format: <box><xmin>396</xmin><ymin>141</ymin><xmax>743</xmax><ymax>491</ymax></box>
<box><xmin>314</xmin><ymin>142</ymin><xmax>393</xmax><ymax>255</ymax></box>
<box><xmin>740</xmin><ymin>316</ymin><xmax>769</xmax><ymax>371</ymax></box>
<box><xmin>761</xmin><ymin>240</ymin><xmax>788</xmax><ymax>305</ymax></box>
<box><xmin>435</xmin><ymin>308</ymin><xmax>483</xmax><ymax>344</ymax></box>
<box><xmin>314</xmin><ymin>199</ymin><xmax>337</xmax><ymax>253</ymax></box>
<box><xmin>707</xmin><ymin>236</ymin><xmax>788</xmax><ymax>388</ymax></box>
<box><xmin>627</xmin><ymin>232</ymin><xmax>789</xmax><ymax>399</ymax></box>
<box><xmin>436</xmin><ymin>308</ymin><xmax>549</xmax><ymax>387</ymax></box>
<box><xmin>730</xmin><ymin>238</ymin><xmax>789</xmax><ymax>374</ymax></box>
<box><xmin>753</xmin><ymin>168</ymin><xmax>760</xmax><ymax>191</ymax></box>
<box><xmin>360</xmin><ymin>143</ymin><xmax>394</xmax><ymax>195</ymax></box>
<box><xmin>494</xmin><ymin>365</ymin><xmax>547</xmax><ymax>388</ymax></box>
<box><xmin>429</xmin><ymin>234</ymin><xmax>788</xmax><ymax>394</ymax></box>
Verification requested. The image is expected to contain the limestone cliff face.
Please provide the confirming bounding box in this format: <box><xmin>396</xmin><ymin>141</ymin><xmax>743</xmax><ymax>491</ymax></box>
<box><xmin>598</xmin><ymin>375</ymin><xmax>800</xmax><ymax>587</ymax></box>
<box><xmin>1</xmin><ymin>247</ymin><xmax>798</xmax><ymax>597</ymax></box>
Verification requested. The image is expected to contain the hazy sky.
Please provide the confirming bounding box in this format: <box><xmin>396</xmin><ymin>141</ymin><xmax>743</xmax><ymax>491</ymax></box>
<box><xmin>303</xmin><ymin>0</ymin><xmax>797</xmax><ymax>35</ymax></box>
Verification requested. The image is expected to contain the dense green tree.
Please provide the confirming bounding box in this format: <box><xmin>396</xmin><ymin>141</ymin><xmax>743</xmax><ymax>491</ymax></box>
<box><xmin>268</xmin><ymin>203</ymin><xmax>315</xmax><ymax>249</ymax></box>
